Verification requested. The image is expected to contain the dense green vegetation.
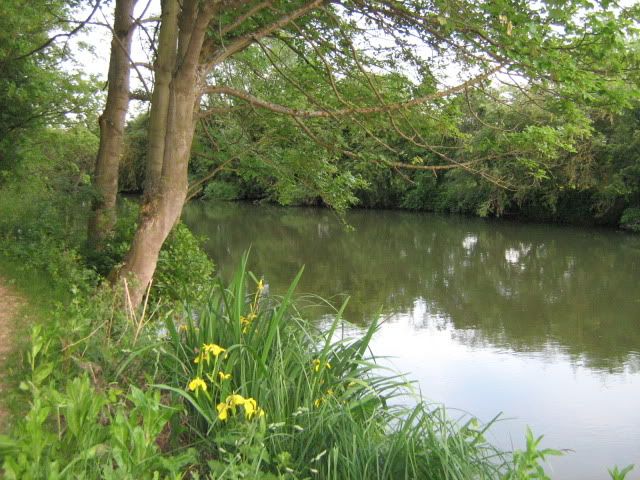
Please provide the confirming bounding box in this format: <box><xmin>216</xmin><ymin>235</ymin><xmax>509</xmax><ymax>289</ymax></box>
<box><xmin>144</xmin><ymin>76</ymin><xmax>640</xmax><ymax>229</ymax></box>
<box><xmin>0</xmin><ymin>0</ymin><xmax>639</xmax><ymax>478</ymax></box>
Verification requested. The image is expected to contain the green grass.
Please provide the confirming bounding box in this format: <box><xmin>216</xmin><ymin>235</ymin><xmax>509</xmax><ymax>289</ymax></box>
<box><xmin>0</xmin><ymin>256</ymin><xmax>64</xmax><ymax>432</ymax></box>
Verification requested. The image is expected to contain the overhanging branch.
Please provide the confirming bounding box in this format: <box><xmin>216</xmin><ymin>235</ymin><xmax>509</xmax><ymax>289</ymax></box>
<box><xmin>201</xmin><ymin>65</ymin><xmax>502</xmax><ymax>119</ymax></box>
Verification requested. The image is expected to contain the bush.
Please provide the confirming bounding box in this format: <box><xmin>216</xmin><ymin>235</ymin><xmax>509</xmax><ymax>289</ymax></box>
<box><xmin>0</xmin><ymin>126</ymin><xmax>99</xmax><ymax>294</ymax></box>
<box><xmin>87</xmin><ymin>199</ymin><xmax>215</xmax><ymax>305</ymax></box>
<box><xmin>620</xmin><ymin>207</ymin><xmax>640</xmax><ymax>232</ymax></box>
<box><xmin>202</xmin><ymin>180</ymin><xmax>241</xmax><ymax>201</ymax></box>
<box><xmin>154</xmin><ymin>223</ymin><xmax>215</xmax><ymax>303</ymax></box>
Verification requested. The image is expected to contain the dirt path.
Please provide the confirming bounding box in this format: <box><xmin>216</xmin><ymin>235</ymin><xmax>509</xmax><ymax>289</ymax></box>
<box><xmin>0</xmin><ymin>277</ymin><xmax>22</xmax><ymax>431</ymax></box>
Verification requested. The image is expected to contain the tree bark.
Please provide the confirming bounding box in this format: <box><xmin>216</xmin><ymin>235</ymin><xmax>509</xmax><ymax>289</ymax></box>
<box><xmin>116</xmin><ymin>0</ymin><xmax>215</xmax><ymax>306</ymax></box>
<box><xmin>143</xmin><ymin>0</ymin><xmax>178</xmax><ymax>196</ymax></box>
<box><xmin>88</xmin><ymin>0</ymin><xmax>137</xmax><ymax>247</ymax></box>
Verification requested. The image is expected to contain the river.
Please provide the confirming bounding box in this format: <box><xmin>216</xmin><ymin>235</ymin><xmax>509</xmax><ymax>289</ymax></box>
<box><xmin>183</xmin><ymin>201</ymin><xmax>640</xmax><ymax>479</ymax></box>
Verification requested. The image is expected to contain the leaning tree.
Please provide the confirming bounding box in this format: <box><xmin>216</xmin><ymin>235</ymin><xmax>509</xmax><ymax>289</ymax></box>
<box><xmin>91</xmin><ymin>0</ymin><xmax>639</xmax><ymax>306</ymax></box>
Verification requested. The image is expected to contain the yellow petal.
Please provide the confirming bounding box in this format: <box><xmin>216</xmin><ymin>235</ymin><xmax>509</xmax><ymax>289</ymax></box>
<box><xmin>216</xmin><ymin>402</ymin><xmax>229</xmax><ymax>421</ymax></box>
<box><xmin>203</xmin><ymin>343</ymin><xmax>226</xmax><ymax>357</ymax></box>
<box><xmin>244</xmin><ymin>398</ymin><xmax>257</xmax><ymax>419</ymax></box>
<box><xmin>227</xmin><ymin>394</ymin><xmax>246</xmax><ymax>407</ymax></box>
<box><xmin>188</xmin><ymin>377</ymin><xmax>207</xmax><ymax>392</ymax></box>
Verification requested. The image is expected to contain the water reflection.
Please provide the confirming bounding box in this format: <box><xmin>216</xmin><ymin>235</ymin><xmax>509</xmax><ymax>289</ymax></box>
<box><xmin>183</xmin><ymin>201</ymin><xmax>640</xmax><ymax>373</ymax></box>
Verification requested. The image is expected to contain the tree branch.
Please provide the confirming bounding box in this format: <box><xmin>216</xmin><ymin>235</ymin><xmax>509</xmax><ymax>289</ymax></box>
<box><xmin>204</xmin><ymin>0</ymin><xmax>326</xmax><ymax>70</ymax></box>
<box><xmin>202</xmin><ymin>65</ymin><xmax>502</xmax><ymax>118</ymax></box>
<box><xmin>11</xmin><ymin>0</ymin><xmax>102</xmax><ymax>61</ymax></box>
<box><xmin>220</xmin><ymin>1</ymin><xmax>273</xmax><ymax>36</ymax></box>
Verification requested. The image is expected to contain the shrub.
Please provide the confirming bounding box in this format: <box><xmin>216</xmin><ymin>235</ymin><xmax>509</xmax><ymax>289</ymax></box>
<box><xmin>202</xmin><ymin>180</ymin><xmax>241</xmax><ymax>201</ymax></box>
<box><xmin>154</xmin><ymin>223</ymin><xmax>215</xmax><ymax>303</ymax></box>
<box><xmin>87</xmin><ymin>199</ymin><xmax>215</xmax><ymax>305</ymax></box>
<box><xmin>620</xmin><ymin>207</ymin><xmax>640</xmax><ymax>232</ymax></box>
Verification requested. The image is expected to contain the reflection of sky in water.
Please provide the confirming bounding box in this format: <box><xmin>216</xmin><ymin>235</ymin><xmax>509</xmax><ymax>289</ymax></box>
<box><xmin>361</xmin><ymin>299</ymin><xmax>640</xmax><ymax>480</ymax></box>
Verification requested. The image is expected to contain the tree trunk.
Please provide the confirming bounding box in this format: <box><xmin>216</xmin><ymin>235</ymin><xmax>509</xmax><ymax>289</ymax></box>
<box><xmin>114</xmin><ymin>0</ymin><xmax>321</xmax><ymax>307</ymax></box>
<box><xmin>88</xmin><ymin>0</ymin><xmax>137</xmax><ymax>247</ymax></box>
<box><xmin>115</xmin><ymin>0</ymin><xmax>215</xmax><ymax>307</ymax></box>
<box><xmin>118</xmin><ymin>78</ymin><xmax>198</xmax><ymax>306</ymax></box>
<box><xmin>143</xmin><ymin>0</ymin><xmax>178</xmax><ymax>195</ymax></box>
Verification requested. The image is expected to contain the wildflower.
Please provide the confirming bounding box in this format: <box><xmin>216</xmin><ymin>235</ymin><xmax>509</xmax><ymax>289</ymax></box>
<box><xmin>178</xmin><ymin>324</ymin><xmax>188</xmax><ymax>332</ymax></box>
<box><xmin>326</xmin><ymin>388</ymin><xmax>335</xmax><ymax>396</ymax></box>
<box><xmin>218</xmin><ymin>371</ymin><xmax>231</xmax><ymax>381</ymax></box>
<box><xmin>216</xmin><ymin>402</ymin><xmax>230</xmax><ymax>421</ymax></box>
<box><xmin>216</xmin><ymin>394</ymin><xmax>245</xmax><ymax>422</ymax></box>
<box><xmin>244</xmin><ymin>397</ymin><xmax>257</xmax><ymax>418</ymax></box>
<box><xmin>203</xmin><ymin>343</ymin><xmax>226</xmax><ymax>357</ymax></box>
<box><xmin>313</xmin><ymin>398</ymin><xmax>323</xmax><ymax>408</ymax></box>
<box><xmin>257</xmin><ymin>279</ymin><xmax>265</xmax><ymax>291</ymax></box>
<box><xmin>227</xmin><ymin>394</ymin><xmax>246</xmax><ymax>407</ymax></box>
<box><xmin>243</xmin><ymin>397</ymin><xmax>265</xmax><ymax>419</ymax></box>
<box><xmin>193</xmin><ymin>351</ymin><xmax>210</xmax><ymax>364</ymax></box>
<box><xmin>312</xmin><ymin>359</ymin><xmax>332</xmax><ymax>372</ymax></box>
<box><xmin>216</xmin><ymin>394</ymin><xmax>265</xmax><ymax>421</ymax></box>
<box><xmin>187</xmin><ymin>377</ymin><xmax>207</xmax><ymax>393</ymax></box>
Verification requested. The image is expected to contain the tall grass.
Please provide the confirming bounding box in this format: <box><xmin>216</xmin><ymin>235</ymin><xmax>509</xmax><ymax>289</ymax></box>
<box><xmin>152</xmin><ymin>253</ymin><xmax>557</xmax><ymax>479</ymax></box>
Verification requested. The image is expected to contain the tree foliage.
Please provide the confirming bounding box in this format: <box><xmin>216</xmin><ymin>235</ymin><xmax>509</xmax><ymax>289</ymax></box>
<box><xmin>0</xmin><ymin>0</ymin><xmax>98</xmax><ymax>171</ymax></box>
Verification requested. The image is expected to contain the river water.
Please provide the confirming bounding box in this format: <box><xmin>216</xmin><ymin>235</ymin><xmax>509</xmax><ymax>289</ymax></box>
<box><xmin>183</xmin><ymin>201</ymin><xmax>640</xmax><ymax>479</ymax></box>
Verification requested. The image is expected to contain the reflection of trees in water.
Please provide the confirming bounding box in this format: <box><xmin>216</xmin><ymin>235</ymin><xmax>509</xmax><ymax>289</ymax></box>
<box><xmin>183</xmin><ymin>202</ymin><xmax>640</xmax><ymax>371</ymax></box>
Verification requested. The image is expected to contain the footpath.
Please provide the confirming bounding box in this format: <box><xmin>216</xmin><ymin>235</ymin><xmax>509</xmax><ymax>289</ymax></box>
<box><xmin>0</xmin><ymin>277</ymin><xmax>21</xmax><ymax>431</ymax></box>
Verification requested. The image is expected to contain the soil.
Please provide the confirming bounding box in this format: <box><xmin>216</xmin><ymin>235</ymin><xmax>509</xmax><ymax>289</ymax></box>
<box><xmin>0</xmin><ymin>277</ymin><xmax>22</xmax><ymax>431</ymax></box>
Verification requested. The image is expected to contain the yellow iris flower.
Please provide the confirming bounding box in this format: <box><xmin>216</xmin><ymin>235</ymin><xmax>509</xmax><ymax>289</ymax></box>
<box><xmin>203</xmin><ymin>343</ymin><xmax>226</xmax><ymax>357</ymax></box>
<box><xmin>227</xmin><ymin>394</ymin><xmax>246</xmax><ymax>407</ymax></box>
<box><xmin>243</xmin><ymin>397</ymin><xmax>265</xmax><ymax>419</ymax></box>
<box><xmin>312</xmin><ymin>359</ymin><xmax>332</xmax><ymax>372</ymax></box>
<box><xmin>218</xmin><ymin>371</ymin><xmax>231</xmax><ymax>381</ymax></box>
<box><xmin>216</xmin><ymin>394</ymin><xmax>265</xmax><ymax>421</ymax></box>
<box><xmin>194</xmin><ymin>343</ymin><xmax>226</xmax><ymax>363</ymax></box>
<box><xmin>216</xmin><ymin>402</ymin><xmax>230</xmax><ymax>421</ymax></box>
<box><xmin>193</xmin><ymin>351</ymin><xmax>209</xmax><ymax>364</ymax></box>
<box><xmin>187</xmin><ymin>377</ymin><xmax>207</xmax><ymax>393</ymax></box>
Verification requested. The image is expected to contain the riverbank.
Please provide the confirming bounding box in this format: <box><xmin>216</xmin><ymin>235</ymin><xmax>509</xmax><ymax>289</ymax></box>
<box><xmin>0</xmin><ymin>242</ymin><xmax>565</xmax><ymax>479</ymax></box>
